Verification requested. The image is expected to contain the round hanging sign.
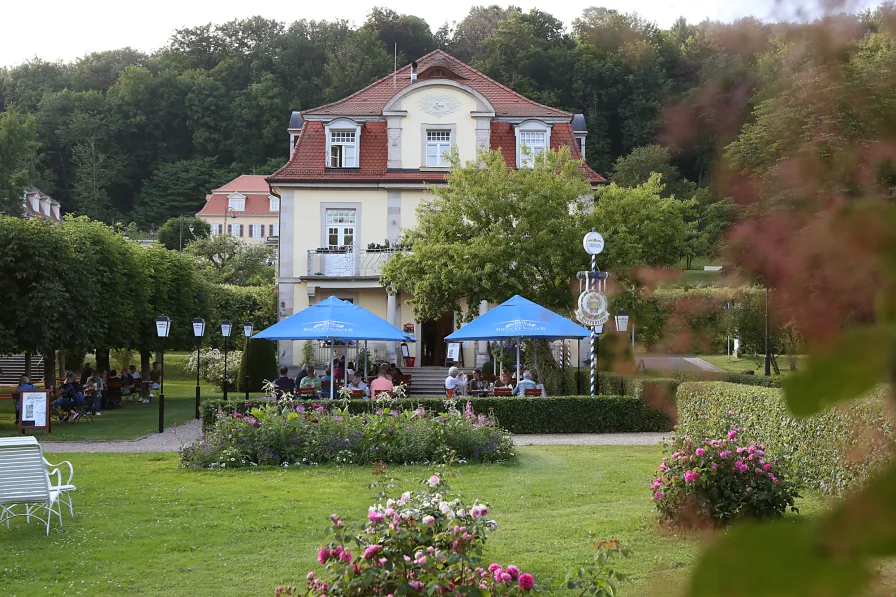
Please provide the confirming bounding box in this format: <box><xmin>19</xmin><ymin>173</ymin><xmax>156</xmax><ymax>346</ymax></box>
<box><xmin>583</xmin><ymin>231</ymin><xmax>605</xmax><ymax>255</ymax></box>
<box><xmin>575</xmin><ymin>290</ymin><xmax>609</xmax><ymax>327</ymax></box>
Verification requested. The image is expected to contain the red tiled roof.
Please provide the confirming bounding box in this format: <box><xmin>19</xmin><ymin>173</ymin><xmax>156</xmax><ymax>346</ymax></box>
<box><xmin>302</xmin><ymin>50</ymin><xmax>570</xmax><ymax>119</ymax></box>
<box><xmin>210</xmin><ymin>174</ymin><xmax>271</xmax><ymax>194</ymax></box>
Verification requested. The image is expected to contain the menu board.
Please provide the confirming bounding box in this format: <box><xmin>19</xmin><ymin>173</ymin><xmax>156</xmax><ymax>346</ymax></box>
<box><xmin>446</xmin><ymin>342</ymin><xmax>461</xmax><ymax>363</ymax></box>
<box><xmin>19</xmin><ymin>391</ymin><xmax>51</xmax><ymax>435</ymax></box>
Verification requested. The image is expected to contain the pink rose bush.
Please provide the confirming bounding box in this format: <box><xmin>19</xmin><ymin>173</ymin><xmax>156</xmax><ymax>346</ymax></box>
<box><xmin>652</xmin><ymin>426</ymin><xmax>799</xmax><ymax>526</ymax></box>
<box><xmin>286</xmin><ymin>475</ymin><xmax>539</xmax><ymax>596</ymax></box>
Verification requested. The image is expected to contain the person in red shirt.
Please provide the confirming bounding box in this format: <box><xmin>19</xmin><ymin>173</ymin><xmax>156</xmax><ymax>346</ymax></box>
<box><xmin>369</xmin><ymin>371</ymin><xmax>394</xmax><ymax>397</ymax></box>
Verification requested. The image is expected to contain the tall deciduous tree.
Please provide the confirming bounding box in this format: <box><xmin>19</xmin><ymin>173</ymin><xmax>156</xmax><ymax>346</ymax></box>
<box><xmin>0</xmin><ymin>105</ymin><xmax>38</xmax><ymax>216</ymax></box>
<box><xmin>381</xmin><ymin>148</ymin><xmax>592</xmax><ymax>321</ymax></box>
<box><xmin>156</xmin><ymin>215</ymin><xmax>210</xmax><ymax>251</ymax></box>
<box><xmin>133</xmin><ymin>157</ymin><xmax>228</xmax><ymax>227</ymax></box>
<box><xmin>186</xmin><ymin>234</ymin><xmax>273</xmax><ymax>286</ymax></box>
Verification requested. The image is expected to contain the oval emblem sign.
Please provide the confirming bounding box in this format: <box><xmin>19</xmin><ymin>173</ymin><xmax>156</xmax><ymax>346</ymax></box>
<box><xmin>583</xmin><ymin>231</ymin><xmax>605</xmax><ymax>255</ymax></box>
<box><xmin>576</xmin><ymin>290</ymin><xmax>609</xmax><ymax>326</ymax></box>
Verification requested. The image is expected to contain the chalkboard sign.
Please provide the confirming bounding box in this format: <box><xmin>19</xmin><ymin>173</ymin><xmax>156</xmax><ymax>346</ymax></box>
<box><xmin>19</xmin><ymin>390</ymin><xmax>51</xmax><ymax>436</ymax></box>
<box><xmin>400</xmin><ymin>342</ymin><xmax>410</xmax><ymax>358</ymax></box>
<box><xmin>445</xmin><ymin>342</ymin><xmax>461</xmax><ymax>365</ymax></box>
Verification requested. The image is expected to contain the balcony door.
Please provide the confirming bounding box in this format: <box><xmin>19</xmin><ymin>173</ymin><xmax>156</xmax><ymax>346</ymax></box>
<box><xmin>325</xmin><ymin>209</ymin><xmax>357</xmax><ymax>276</ymax></box>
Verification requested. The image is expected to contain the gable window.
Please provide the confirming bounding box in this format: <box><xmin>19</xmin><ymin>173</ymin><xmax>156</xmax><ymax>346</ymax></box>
<box><xmin>269</xmin><ymin>196</ymin><xmax>279</xmax><ymax>212</ymax></box>
<box><xmin>328</xmin><ymin>130</ymin><xmax>358</xmax><ymax>168</ymax></box>
<box><xmin>228</xmin><ymin>195</ymin><xmax>245</xmax><ymax>211</ymax></box>
<box><xmin>431</xmin><ymin>68</ymin><xmax>446</xmax><ymax>78</ymax></box>
<box><xmin>31</xmin><ymin>197</ymin><xmax>39</xmax><ymax>212</ymax></box>
<box><xmin>518</xmin><ymin>131</ymin><xmax>546</xmax><ymax>168</ymax></box>
<box><xmin>249</xmin><ymin>224</ymin><xmax>264</xmax><ymax>238</ymax></box>
<box><xmin>425</xmin><ymin>130</ymin><xmax>452</xmax><ymax>167</ymax></box>
<box><xmin>42</xmin><ymin>200</ymin><xmax>50</xmax><ymax>216</ymax></box>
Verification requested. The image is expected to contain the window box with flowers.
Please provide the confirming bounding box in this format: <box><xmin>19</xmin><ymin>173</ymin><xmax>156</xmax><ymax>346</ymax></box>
<box><xmin>403</xmin><ymin>323</ymin><xmax>415</xmax><ymax>334</ymax></box>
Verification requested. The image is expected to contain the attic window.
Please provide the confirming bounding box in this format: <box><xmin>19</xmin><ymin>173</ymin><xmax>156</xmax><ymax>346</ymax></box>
<box><xmin>431</xmin><ymin>68</ymin><xmax>446</xmax><ymax>78</ymax></box>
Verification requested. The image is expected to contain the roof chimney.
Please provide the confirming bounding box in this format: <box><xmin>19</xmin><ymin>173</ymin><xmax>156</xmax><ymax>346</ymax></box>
<box><xmin>411</xmin><ymin>61</ymin><xmax>418</xmax><ymax>84</ymax></box>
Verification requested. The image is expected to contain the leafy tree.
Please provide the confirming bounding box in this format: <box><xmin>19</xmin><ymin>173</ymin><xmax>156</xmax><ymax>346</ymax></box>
<box><xmin>449</xmin><ymin>5</ymin><xmax>517</xmax><ymax>62</ymax></box>
<box><xmin>322</xmin><ymin>27</ymin><xmax>393</xmax><ymax>102</ymax></box>
<box><xmin>611</xmin><ymin>144</ymin><xmax>696</xmax><ymax>200</ymax></box>
<box><xmin>156</xmin><ymin>216</ymin><xmax>211</xmax><ymax>251</ymax></box>
<box><xmin>363</xmin><ymin>7</ymin><xmax>436</xmax><ymax>60</ymax></box>
<box><xmin>381</xmin><ymin>148</ymin><xmax>591</xmax><ymax>321</ymax></box>
<box><xmin>186</xmin><ymin>234</ymin><xmax>273</xmax><ymax>286</ymax></box>
<box><xmin>589</xmin><ymin>174</ymin><xmax>692</xmax><ymax>274</ymax></box>
<box><xmin>0</xmin><ymin>105</ymin><xmax>38</xmax><ymax>215</ymax></box>
<box><xmin>133</xmin><ymin>157</ymin><xmax>228</xmax><ymax>226</ymax></box>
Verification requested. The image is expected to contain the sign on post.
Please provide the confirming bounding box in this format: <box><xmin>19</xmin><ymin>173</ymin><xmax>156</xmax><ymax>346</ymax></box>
<box><xmin>19</xmin><ymin>390</ymin><xmax>51</xmax><ymax>436</ymax></box>
<box><xmin>446</xmin><ymin>342</ymin><xmax>461</xmax><ymax>364</ymax></box>
<box><xmin>583</xmin><ymin>231</ymin><xmax>605</xmax><ymax>255</ymax></box>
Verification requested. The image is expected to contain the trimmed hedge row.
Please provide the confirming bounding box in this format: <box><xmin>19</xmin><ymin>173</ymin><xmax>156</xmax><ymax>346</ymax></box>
<box><xmin>676</xmin><ymin>382</ymin><xmax>896</xmax><ymax>496</ymax></box>
<box><xmin>200</xmin><ymin>395</ymin><xmax>675</xmax><ymax>435</ymax></box>
<box><xmin>641</xmin><ymin>368</ymin><xmax>783</xmax><ymax>388</ymax></box>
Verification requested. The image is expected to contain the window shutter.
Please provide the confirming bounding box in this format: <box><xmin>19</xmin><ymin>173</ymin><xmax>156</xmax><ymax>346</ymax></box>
<box><xmin>239</xmin><ymin>224</ymin><xmax>244</xmax><ymax>237</ymax></box>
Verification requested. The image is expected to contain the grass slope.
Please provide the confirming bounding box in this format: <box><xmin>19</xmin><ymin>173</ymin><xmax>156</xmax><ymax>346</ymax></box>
<box><xmin>0</xmin><ymin>446</ymin><xmax>825</xmax><ymax>597</ymax></box>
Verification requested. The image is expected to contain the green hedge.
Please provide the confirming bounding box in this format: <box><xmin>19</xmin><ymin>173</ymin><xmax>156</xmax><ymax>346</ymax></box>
<box><xmin>641</xmin><ymin>368</ymin><xmax>783</xmax><ymax>388</ymax></box>
<box><xmin>676</xmin><ymin>382</ymin><xmax>896</xmax><ymax>496</ymax></box>
<box><xmin>200</xmin><ymin>395</ymin><xmax>675</xmax><ymax>435</ymax></box>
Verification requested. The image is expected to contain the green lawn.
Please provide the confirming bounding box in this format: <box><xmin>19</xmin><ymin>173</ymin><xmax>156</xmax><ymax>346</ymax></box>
<box><xmin>0</xmin><ymin>381</ymin><xmax>261</xmax><ymax>441</ymax></box>
<box><xmin>699</xmin><ymin>354</ymin><xmax>806</xmax><ymax>377</ymax></box>
<box><xmin>0</xmin><ymin>446</ymin><xmax>828</xmax><ymax>597</ymax></box>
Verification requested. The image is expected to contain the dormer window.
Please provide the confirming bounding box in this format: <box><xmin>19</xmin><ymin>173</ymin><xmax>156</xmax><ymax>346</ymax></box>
<box><xmin>515</xmin><ymin>120</ymin><xmax>552</xmax><ymax>168</ymax></box>
<box><xmin>228</xmin><ymin>194</ymin><xmax>245</xmax><ymax>211</ymax></box>
<box><xmin>431</xmin><ymin>68</ymin><xmax>446</xmax><ymax>78</ymax></box>
<box><xmin>325</xmin><ymin>119</ymin><xmax>362</xmax><ymax>169</ymax></box>
<box><xmin>42</xmin><ymin>200</ymin><xmax>50</xmax><ymax>216</ymax></box>
<box><xmin>31</xmin><ymin>197</ymin><xmax>39</xmax><ymax>212</ymax></box>
<box><xmin>269</xmin><ymin>196</ymin><xmax>280</xmax><ymax>212</ymax></box>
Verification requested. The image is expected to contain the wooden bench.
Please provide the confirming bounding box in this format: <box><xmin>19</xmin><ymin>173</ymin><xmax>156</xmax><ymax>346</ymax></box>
<box><xmin>0</xmin><ymin>437</ymin><xmax>75</xmax><ymax>534</ymax></box>
<box><xmin>492</xmin><ymin>387</ymin><xmax>512</xmax><ymax>396</ymax></box>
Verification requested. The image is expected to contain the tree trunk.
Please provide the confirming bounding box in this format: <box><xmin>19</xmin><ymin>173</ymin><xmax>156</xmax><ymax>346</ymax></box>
<box><xmin>140</xmin><ymin>350</ymin><xmax>151</xmax><ymax>379</ymax></box>
<box><xmin>43</xmin><ymin>350</ymin><xmax>55</xmax><ymax>386</ymax></box>
<box><xmin>95</xmin><ymin>348</ymin><xmax>111</xmax><ymax>375</ymax></box>
<box><xmin>58</xmin><ymin>351</ymin><xmax>66</xmax><ymax>378</ymax></box>
<box><xmin>23</xmin><ymin>351</ymin><xmax>32</xmax><ymax>379</ymax></box>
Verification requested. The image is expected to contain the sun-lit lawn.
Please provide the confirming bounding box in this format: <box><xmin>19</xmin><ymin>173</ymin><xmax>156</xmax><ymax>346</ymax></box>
<box><xmin>0</xmin><ymin>381</ymin><xmax>241</xmax><ymax>441</ymax></box>
<box><xmin>0</xmin><ymin>446</ymin><xmax>828</xmax><ymax>597</ymax></box>
<box><xmin>699</xmin><ymin>355</ymin><xmax>806</xmax><ymax>377</ymax></box>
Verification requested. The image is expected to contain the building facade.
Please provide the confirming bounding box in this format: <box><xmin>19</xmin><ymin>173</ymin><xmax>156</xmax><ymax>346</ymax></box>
<box><xmin>268</xmin><ymin>50</ymin><xmax>604</xmax><ymax>368</ymax></box>
<box><xmin>196</xmin><ymin>175</ymin><xmax>281</xmax><ymax>245</ymax></box>
<box><xmin>23</xmin><ymin>188</ymin><xmax>62</xmax><ymax>222</ymax></box>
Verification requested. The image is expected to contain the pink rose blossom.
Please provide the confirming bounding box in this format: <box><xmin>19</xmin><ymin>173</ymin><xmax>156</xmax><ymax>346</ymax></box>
<box><xmin>711</xmin><ymin>462</ymin><xmax>718</xmax><ymax>470</ymax></box>
<box><xmin>695</xmin><ymin>448</ymin><xmax>706</xmax><ymax>457</ymax></box>
<box><xmin>727</xmin><ymin>429</ymin><xmax>738</xmax><ymax>440</ymax></box>
<box><xmin>422</xmin><ymin>515</ymin><xmax>435</xmax><ymax>525</ymax></box>
<box><xmin>428</xmin><ymin>475</ymin><xmax>440</xmax><ymax>487</ymax></box>
<box><xmin>654</xmin><ymin>491</ymin><xmax>663</xmax><ymax>500</ymax></box>
<box><xmin>506</xmin><ymin>565</ymin><xmax>520</xmax><ymax>579</ymax></box>
<box><xmin>684</xmin><ymin>470</ymin><xmax>699</xmax><ymax>483</ymax></box>
<box><xmin>519</xmin><ymin>573</ymin><xmax>535</xmax><ymax>591</ymax></box>
<box><xmin>763</xmin><ymin>463</ymin><xmax>772</xmax><ymax>471</ymax></box>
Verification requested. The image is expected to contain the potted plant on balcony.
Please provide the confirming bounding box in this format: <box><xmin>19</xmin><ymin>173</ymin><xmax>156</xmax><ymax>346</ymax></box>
<box><xmin>367</xmin><ymin>240</ymin><xmax>392</xmax><ymax>252</ymax></box>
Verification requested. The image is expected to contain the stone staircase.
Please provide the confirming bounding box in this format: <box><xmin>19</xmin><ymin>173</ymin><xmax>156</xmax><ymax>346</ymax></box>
<box><xmin>0</xmin><ymin>354</ymin><xmax>45</xmax><ymax>385</ymax></box>
<box><xmin>404</xmin><ymin>366</ymin><xmax>476</xmax><ymax>396</ymax></box>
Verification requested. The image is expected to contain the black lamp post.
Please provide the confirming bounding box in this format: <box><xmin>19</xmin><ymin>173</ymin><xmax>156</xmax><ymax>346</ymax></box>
<box><xmin>243</xmin><ymin>322</ymin><xmax>254</xmax><ymax>400</ymax></box>
<box><xmin>221</xmin><ymin>320</ymin><xmax>232</xmax><ymax>400</ymax></box>
<box><xmin>193</xmin><ymin>317</ymin><xmax>206</xmax><ymax>419</ymax></box>
<box><xmin>615</xmin><ymin>310</ymin><xmax>630</xmax><ymax>395</ymax></box>
<box><xmin>154</xmin><ymin>315</ymin><xmax>171</xmax><ymax>434</ymax></box>
<box><xmin>764</xmin><ymin>287</ymin><xmax>771</xmax><ymax>377</ymax></box>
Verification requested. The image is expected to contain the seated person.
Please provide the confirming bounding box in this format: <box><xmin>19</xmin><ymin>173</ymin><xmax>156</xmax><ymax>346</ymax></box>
<box><xmin>333</xmin><ymin>357</ymin><xmax>345</xmax><ymax>380</ymax></box>
<box><xmin>391</xmin><ymin>363</ymin><xmax>403</xmax><ymax>376</ymax></box>
<box><xmin>274</xmin><ymin>366</ymin><xmax>296</xmax><ymax>395</ymax></box>
<box><xmin>130</xmin><ymin>365</ymin><xmax>148</xmax><ymax>404</ymax></box>
<box><xmin>467</xmin><ymin>369</ymin><xmax>489</xmax><ymax>397</ymax></box>
<box><xmin>492</xmin><ymin>370</ymin><xmax>514</xmax><ymax>390</ymax></box>
<box><xmin>512</xmin><ymin>370</ymin><xmax>539</xmax><ymax>396</ymax></box>
<box><xmin>14</xmin><ymin>375</ymin><xmax>38</xmax><ymax>424</ymax></box>
<box><xmin>348</xmin><ymin>373</ymin><xmax>369</xmax><ymax>398</ymax></box>
<box><xmin>105</xmin><ymin>370</ymin><xmax>122</xmax><ymax>409</ymax></box>
<box><xmin>300</xmin><ymin>367</ymin><xmax>322</xmax><ymax>394</ymax></box>
<box><xmin>54</xmin><ymin>372</ymin><xmax>86</xmax><ymax>421</ymax></box>
<box><xmin>120</xmin><ymin>368</ymin><xmax>134</xmax><ymax>396</ymax></box>
<box><xmin>320</xmin><ymin>366</ymin><xmax>332</xmax><ymax>383</ymax></box>
<box><xmin>369</xmin><ymin>371</ymin><xmax>394</xmax><ymax>397</ymax></box>
<box><xmin>295</xmin><ymin>363</ymin><xmax>310</xmax><ymax>388</ymax></box>
<box><xmin>86</xmin><ymin>370</ymin><xmax>105</xmax><ymax>416</ymax></box>
<box><xmin>370</xmin><ymin>364</ymin><xmax>379</xmax><ymax>379</ymax></box>
<box><xmin>444</xmin><ymin>366</ymin><xmax>467</xmax><ymax>398</ymax></box>
<box><xmin>149</xmin><ymin>362</ymin><xmax>161</xmax><ymax>398</ymax></box>
<box><xmin>346</xmin><ymin>361</ymin><xmax>356</xmax><ymax>377</ymax></box>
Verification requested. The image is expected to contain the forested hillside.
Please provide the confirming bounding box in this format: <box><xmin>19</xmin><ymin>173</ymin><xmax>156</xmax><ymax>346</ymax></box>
<box><xmin>2</xmin><ymin>4</ymin><xmax>896</xmax><ymax>232</ymax></box>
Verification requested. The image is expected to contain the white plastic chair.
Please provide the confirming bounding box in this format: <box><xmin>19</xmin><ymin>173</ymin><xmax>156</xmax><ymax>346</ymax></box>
<box><xmin>0</xmin><ymin>437</ymin><xmax>75</xmax><ymax>534</ymax></box>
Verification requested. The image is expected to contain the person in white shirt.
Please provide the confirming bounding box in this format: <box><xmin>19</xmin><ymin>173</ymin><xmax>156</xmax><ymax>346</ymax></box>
<box><xmin>130</xmin><ymin>365</ymin><xmax>149</xmax><ymax>404</ymax></box>
<box><xmin>444</xmin><ymin>366</ymin><xmax>467</xmax><ymax>397</ymax></box>
<box><xmin>512</xmin><ymin>370</ymin><xmax>539</xmax><ymax>396</ymax></box>
<box><xmin>348</xmin><ymin>372</ymin><xmax>369</xmax><ymax>398</ymax></box>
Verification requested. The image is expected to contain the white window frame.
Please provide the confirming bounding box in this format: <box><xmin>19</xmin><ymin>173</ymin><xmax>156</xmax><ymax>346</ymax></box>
<box><xmin>210</xmin><ymin>224</ymin><xmax>223</xmax><ymax>235</ymax></box>
<box><xmin>269</xmin><ymin>223</ymin><xmax>279</xmax><ymax>237</ymax></box>
<box><xmin>42</xmin><ymin>200</ymin><xmax>50</xmax><ymax>216</ymax></box>
<box><xmin>228</xmin><ymin>224</ymin><xmax>243</xmax><ymax>237</ymax></box>
<box><xmin>325</xmin><ymin>119</ymin><xmax>361</xmax><ymax>169</ymax></box>
<box><xmin>424</xmin><ymin>129</ymin><xmax>453</xmax><ymax>168</ymax></box>
<box><xmin>249</xmin><ymin>224</ymin><xmax>264</xmax><ymax>238</ymax></box>
<box><xmin>228</xmin><ymin>193</ymin><xmax>246</xmax><ymax>212</ymax></box>
<box><xmin>515</xmin><ymin>120</ymin><xmax>552</xmax><ymax>169</ymax></box>
<box><xmin>31</xmin><ymin>197</ymin><xmax>39</xmax><ymax>212</ymax></box>
<box><xmin>269</xmin><ymin>196</ymin><xmax>279</xmax><ymax>212</ymax></box>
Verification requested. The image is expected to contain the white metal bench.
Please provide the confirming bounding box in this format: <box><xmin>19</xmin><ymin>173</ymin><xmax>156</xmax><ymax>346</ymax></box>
<box><xmin>0</xmin><ymin>436</ymin><xmax>76</xmax><ymax>534</ymax></box>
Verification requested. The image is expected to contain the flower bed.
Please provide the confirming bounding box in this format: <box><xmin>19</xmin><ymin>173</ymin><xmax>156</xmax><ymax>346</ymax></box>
<box><xmin>199</xmin><ymin>395</ymin><xmax>674</xmax><ymax>435</ymax></box>
<box><xmin>676</xmin><ymin>382</ymin><xmax>896</xmax><ymax>495</ymax></box>
<box><xmin>181</xmin><ymin>401</ymin><xmax>514</xmax><ymax>468</ymax></box>
<box><xmin>651</xmin><ymin>427</ymin><xmax>799</xmax><ymax>526</ymax></box>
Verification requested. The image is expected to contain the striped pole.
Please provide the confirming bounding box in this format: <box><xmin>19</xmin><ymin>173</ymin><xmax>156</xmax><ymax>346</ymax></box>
<box><xmin>590</xmin><ymin>255</ymin><xmax>596</xmax><ymax>397</ymax></box>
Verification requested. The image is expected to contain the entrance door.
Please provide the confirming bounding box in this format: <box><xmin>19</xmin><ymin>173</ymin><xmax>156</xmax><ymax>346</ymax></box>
<box><xmin>324</xmin><ymin>209</ymin><xmax>357</xmax><ymax>276</ymax></box>
<box><xmin>421</xmin><ymin>313</ymin><xmax>454</xmax><ymax>366</ymax></box>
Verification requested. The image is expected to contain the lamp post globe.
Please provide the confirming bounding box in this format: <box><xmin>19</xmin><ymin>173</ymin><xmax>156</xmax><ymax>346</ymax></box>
<box><xmin>614</xmin><ymin>310</ymin><xmax>629</xmax><ymax>333</ymax></box>
<box><xmin>193</xmin><ymin>317</ymin><xmax>206</xmax><ymax>419</ymax></box>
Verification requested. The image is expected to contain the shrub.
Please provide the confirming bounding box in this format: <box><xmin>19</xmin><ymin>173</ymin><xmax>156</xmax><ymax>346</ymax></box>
<box><xmin>181</xmin><ymin>401</ymin><xmax>515</xmax><ymax>468</ymax></box>
<box><xmin>676</xmin><ymin>382</ymin><xmax>896</xmax><ymax>495</ymax></box>
<box><xmin>199</xmin><ymin>395</ymin><xmax>675</xmax><ymax>435</ymax></box>
<box><xmin>274</xmin><ymin>474</ymin><xmax>538</xmax><ymax>597</ymax></box>
<box><xmin>652</xmin><ymin>427</ymin><xmax>799</xmax><ymax>526</ymax></box>
<box><xmin>188</xmin><ymin>347</ymin><xmax>242</xmax><ymax>392</ymax></box>
<box><xmin>640</xmin><ymin>368</ymin><xmax>783</xmax><ymax>388</ymax></box>
<box><xmin>237</xmin><ymin>338</ymin><xmax>278</xmax><ymax>392</ymax></box>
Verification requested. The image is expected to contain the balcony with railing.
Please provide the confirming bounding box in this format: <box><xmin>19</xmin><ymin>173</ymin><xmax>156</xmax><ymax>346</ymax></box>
<box><xmin>305</xmin><ymin>244</ymin><xmax>406</xmax><ymax>279</ymax></box>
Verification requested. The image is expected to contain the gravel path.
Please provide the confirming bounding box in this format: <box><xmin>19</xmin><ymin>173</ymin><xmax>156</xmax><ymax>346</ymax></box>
<box><xmin>40</xmin><ymin>419</ymin><xmax>203</xmax><ymax>453</ymax></box>
<box><xmin>39</xmin><ymin>423</ymin><xmax>667</xmax><ymax>452</ymax></box>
